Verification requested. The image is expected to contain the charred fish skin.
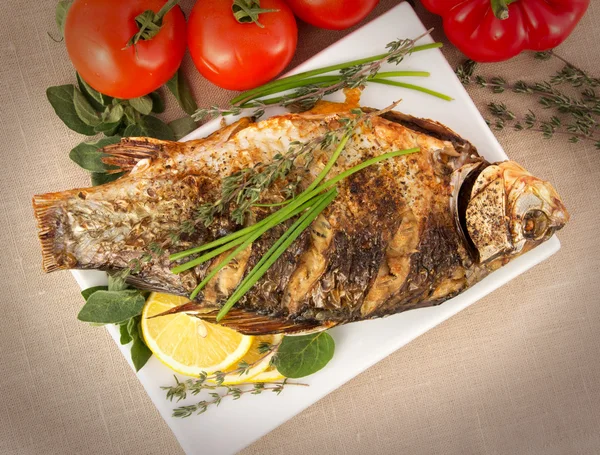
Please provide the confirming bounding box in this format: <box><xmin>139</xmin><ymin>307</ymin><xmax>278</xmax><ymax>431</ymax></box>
<box><xmin>32</xmin><ymin>107</ymin><xmax>569</xmax><ymax>335</ymax></box>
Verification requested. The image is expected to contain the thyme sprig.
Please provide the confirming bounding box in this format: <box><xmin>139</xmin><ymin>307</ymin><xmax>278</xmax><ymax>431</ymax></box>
<box><xmin>456</xmin><ymin>53</ymin><xmax>600</xmax><ymax>149</ymax></box>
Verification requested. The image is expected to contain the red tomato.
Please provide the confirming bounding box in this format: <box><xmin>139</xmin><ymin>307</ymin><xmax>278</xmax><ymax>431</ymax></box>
<box><xmin>187</xmin><ymin>0</ymin><xmax>297</xmax><ymax>91</ymax></box>
<box><xmin>284</xmin><ymin>0</ymin><xmax>379</xmax><ymax>30</ymax></box>
<box><xmin>64</xmin><ymin>0</ymin><xmax>186</xmax><ymax>99</ymax></box>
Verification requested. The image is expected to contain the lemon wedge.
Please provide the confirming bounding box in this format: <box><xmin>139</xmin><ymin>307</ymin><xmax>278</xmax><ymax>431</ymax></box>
<box><xmin>141</xmin><ymin>293</ymin><xmax>253</xmax><ymax>376</ymax></box>
<box><xmin>221</xmin><ymin>334</ymin><xmax>283</xmax><ymax>385</ymax></box>
<box><xmin>249</xmin><ymin>366</ymin><xmax>286</xmax><ymax>383</ymax></box>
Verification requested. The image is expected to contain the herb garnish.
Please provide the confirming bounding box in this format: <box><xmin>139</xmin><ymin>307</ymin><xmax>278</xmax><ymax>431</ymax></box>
<box><xmin>456</xmin><ymin>51</ymin><xmax>600</xmax><ymax>148</ymax></box>
<box><xmin>193</xmin><ymin>31</ymin><xmax>449</xmax><ymax>122</ymax></box>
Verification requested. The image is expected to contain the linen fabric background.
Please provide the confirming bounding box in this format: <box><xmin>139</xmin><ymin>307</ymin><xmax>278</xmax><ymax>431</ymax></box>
<box><xmin>0</xmin><ymin>0</ymin><xmax>599</xmax><ymax>453</ymax></box>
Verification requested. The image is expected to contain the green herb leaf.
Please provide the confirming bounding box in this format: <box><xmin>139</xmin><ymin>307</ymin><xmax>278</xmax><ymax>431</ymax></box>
<box><xmin>123</xmin><ymin>115</ymin><xmax>175</xmax><ymax>140</ymax></box>
<box><xmin>81</xmin><ymin>285</ymin><xmax>108</xmax><ymax>301</ymax></box>
<box><xmin>119</xmin><ymin>321</ymin><xmax>133</xmax><ymax>345</ymax></box>
<box><xmin>167</xmin><ymin>70</ymin><xmax>198</xmax><ymax>115</ymax></box>
<box><xmin>108</xmin><ymin>271</ymin><xmax>129</xmax><ymax>291</ymax></box>
<box><xmin>47</xmin><ymin>85</ymin><xmax>96</xmax><ymax>135</ymax></box>
<box><xmin>123</xmin><ymin>105</ymin><xmax>137</xmax><ymax>125</ymax></box>
<box><xmin>91</xmin><ymin>171</ymin><xmax>123</xmax><ymax>186</ymax></box>
<box><xmin>69</xmin><ymin>136</ymin><xmax>121</xmax><ymax>172</ymax></box>
<box><xmin>104</xmin><ymin>104</ymin><xmax>124</xmax><ymax>123</ymax></box>
<box><xmin>131</xmin><ymin>335</ymin><xmax>152</xmax><ymax>371</ymax></box>
<box><xmin>77</xmin><ymin>290</ymin><xmax>145</xmax><ymax>324</ymax></box>
<box><xmin>73</xmin><ymin>88</ymin><xmax>101</xmax><ymax>126</ymax></box>
<box><xmin>129</xmin><ymin>96</ymin><xmax>153</xmax><ymax>115</ymax></box>
<box><xmin>55</xmin><ymin>0</ymin><xmax>73</xmax><ymax>38</ymax></box>
<box><xmin>274</xmin><ymin>332</ymin><xmax>335</xmax><ymax>378</ymax></box>
<box><xmin>76</xmin><ymin>72</ymin><xmax>109</xmax><ymax>109</ymax></box>
<box><xmin>94</xmin><ymin>121</ymin><xmax>121</xmax><ymax>136</ymax></box>
<box><xmin>168</xmin><ymin>116</ymin><xmax>197</xmax><ymax>140</ymax></box>
<box><xmin>149</xmin><ymin>91</ymin><xmax>165</xmax><ymax>113</ymax></box>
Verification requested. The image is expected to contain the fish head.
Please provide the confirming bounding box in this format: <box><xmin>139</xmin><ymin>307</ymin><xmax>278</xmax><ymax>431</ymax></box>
<box><xmin>463</xmin><ymin>161</ymin><xmax>569</xmax><ymax>263</ymax></box>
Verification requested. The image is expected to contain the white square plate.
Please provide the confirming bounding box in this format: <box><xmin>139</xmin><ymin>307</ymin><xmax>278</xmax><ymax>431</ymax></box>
<box><xmin>72</xmin><ymin>3</ymin><xmax>560</xmax><ymax>454</ymax></box>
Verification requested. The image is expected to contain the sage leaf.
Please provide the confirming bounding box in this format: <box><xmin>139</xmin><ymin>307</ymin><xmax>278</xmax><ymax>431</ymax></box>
<box><xmin>77</xmin><ymin>290</ymin><xmax>145</xmax><ymax>324</ymax></box>
<box><xmin>131</xmin><ymin>335</ymin><xmax>152</xmax><ymax>371</ymax></box>
<box><xmin>104</xmin><ymin>104</ymin><xmax>124</xmax><ymax>123</ymax></box>
<box><xmin>91</xmin><ymin>171</ymin><xmax>123</xmax><ymax>186</ymax></box>
<box><xmin>108</xmin><ymin>271</ymin><xmax>129</xmax><ymax>291</ymax></box>
<box><xmin>119</xmin><ymin>321</ymin><xmax>133</xmax><ymax>345</ymax></box>
<box><xmin>149</xmin><ymin>91</ymin><xmax>165</xmax><ymax>113</ymax></box>
<box><xmin>167</xmin><ymin>70</ymin><xmax>198</xmax><ymax>115</ymax></box>
<box><xmin>169</xmin><ymin>116</ymin><xmax>197</xmax><ymax>140</ymax></box>
<box><xmin>129</xmin><ymin>96</ymin><xmax>153</xmax><ymax>115</ymax></box>
<box><xmin>274</xmin><ymin>332</ymin><xmax>335</xmax><ymax>378</ymax></box>
<box><xmin>81</xmin><ymin>285</ymin><xmax>108</xmax><ymax>301</ymax></box>
<box><xmin>47</xmin><ymin>85</ymin><xmax>95</xmax><ymax>135</ymax></box>
<box><xmin>55</xmin><ymin>0</ymin><xmax>73</xmax><ymax>38</ymax></box>
<box><xmin>94</xmin><ymin>121</ymin><xmax>121</xmax><ymax>136</ymax></box>
<box><xmin>124</xmin><ymin>115</ymin><xmax>175</xmax><ymax>140</ymax></box>
<box><xmin>69</xmin><ymin>136</ymin><xmax>121</xmax><ymax>172</ymax></box>
<box><xmin>73</xmin><ymin>88</ymin><xmax>101</xmax><ymax>126</ymax></box>
<box><xmin>76</xmin><ymin>72</ymin><xmax>108</xmax><ymax>109</ymax></box>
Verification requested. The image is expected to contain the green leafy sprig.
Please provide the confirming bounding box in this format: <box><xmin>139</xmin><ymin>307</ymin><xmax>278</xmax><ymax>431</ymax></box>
<box><xmin>456</xmin><ymin>53</ymin><xmax>600</xmax><ymax>149</ymax></box>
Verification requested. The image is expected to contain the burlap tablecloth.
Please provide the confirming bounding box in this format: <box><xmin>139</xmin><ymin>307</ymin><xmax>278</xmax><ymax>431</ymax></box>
<box><xmin>1</xmin><ymin>0</ymin><xmax>599</xmax><ymax>453</ymax></box>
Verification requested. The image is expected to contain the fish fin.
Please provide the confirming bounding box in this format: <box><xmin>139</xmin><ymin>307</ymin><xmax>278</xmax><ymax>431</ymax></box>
<box><xmin>150</xmin><ymin>302</ymin><xmax>334</xmax><ymax>335</ymax></box>
<box><xmin>32</xmin><ymin>191</ymin><xmax>75</xmax><ymax>272</ymax></box>
<box><xmin>101</xmin><ymin>137</ymin><xmax>174</xmax><ymax>173</ymax></box>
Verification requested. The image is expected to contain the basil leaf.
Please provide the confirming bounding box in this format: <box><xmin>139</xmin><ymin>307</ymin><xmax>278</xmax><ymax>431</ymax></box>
<box><xmin>55</xmin><ymin>0</ymin><xmax>73</xmax><ymax>38</ymax></box>
<box><xmin>166</xmin><ymin>70</ymin><xmax>197</xmax><ymax>115</ymax></box>
<box><xmin>274</xmin><ymin>332</ymin><xmax>335</xmax><ymax>378</ymax></box>
<box><xmin>91</xmin><ymin>171</ymin><xmax>123</xmax><ymax>186</ymax></box>
<box><xmin>81</xmin><ymin>285</ymin><xmax>108</xmax><ymax>301</ymax></box>
<box><xmin>94</xmin><ymin>121</ymin><xmax>121</xmax><ymax>136</ymax></box>
<box><xmin>77</xmin><ymin>290</ymin><xmax>145</xmax><ymax>324</ymax></box>
<box><xmin>47</xmin><ymin>85</ymin><xmax>95</xmax><ymax>135</ymax></box>
<box><xmin>104</xmin><ymin>104</ymin><xmax>124</xmax><ymax>123</ymax></box>
<box><xmin>169</xmin><ymin>116</ymin><xmax>197</xmax><ymax>140</ymax></box>
<box><xmin>69</xmin><ymin>136</ymin><xmax>121</xmax><ymax>172</ymax></box>
<box><xmin>124</xmin><ymin>115</ymin><xmax>175</xmax><ymax>140</ymax></box>
<box><xmin>73</xmin><ymin>88</ymin><xmax>101</xmax><ymax>126</ymax></box>
<box><xmin>76</xmin><ymin>72</ymin><xmax>109</xmax><ymax>110</ymax></box>
<box><xmin>129</xmin><ymin>96</ymin><xmax>153</xmax><ymax>115</ymax></box>
<box><xmin>131</xmin><ymin>335</ymin><xmax>152</xmax><ymax>371</ymax></box>
<box><xmin>149</xmin><ymin>91</ymin><xmax>165</xmax><ymax>113</ymax></box>
<box><xmin>119</xmin><ymin>321</ymin><xmax>133</xmax><ymax>345</ymax></box>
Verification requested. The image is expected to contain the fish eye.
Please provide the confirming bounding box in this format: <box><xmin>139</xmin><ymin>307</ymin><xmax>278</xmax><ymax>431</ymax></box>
<box><xmin>523</xmin><ymin>209</ymin><xmax>550</xmax><ymax>240</ymax></box>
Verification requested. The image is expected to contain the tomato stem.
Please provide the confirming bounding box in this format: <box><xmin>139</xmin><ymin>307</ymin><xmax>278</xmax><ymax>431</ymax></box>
<box><xmin>232</xmin><ymin>0</ymin><xmax>279</xmax><ymax>28</ymax></box>
<box><xmin>124</xmin><ymin>0</ymin><xmax>181</xmax><ymax>49</ymax></box>
<box><xmin>490</xmin><ymin>0</ymin><xmax>517</xmax><ymax>20</ymax></box>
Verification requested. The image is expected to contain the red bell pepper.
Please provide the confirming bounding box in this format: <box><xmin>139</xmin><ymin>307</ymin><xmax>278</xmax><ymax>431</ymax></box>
<box><xmin>421</xmin><ymin>0</ymin><xmax>590</xmax><ymax>62</ymax></box>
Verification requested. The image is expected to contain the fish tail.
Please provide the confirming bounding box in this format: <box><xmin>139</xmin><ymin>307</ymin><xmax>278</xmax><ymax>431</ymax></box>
<box><xmin>32</xmin><ymin>190</ymin><xmax>76</xmax><ymax>273</ymax></box>
<box><xmin>102</xmin><ymin>137</ymin><xmax>175</xmax><ymax>173</ymax></box>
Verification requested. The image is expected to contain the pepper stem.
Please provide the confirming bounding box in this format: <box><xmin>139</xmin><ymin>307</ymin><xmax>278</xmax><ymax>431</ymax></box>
<box><xmin>490</xmin><ymin>0</ymin><xmax>517</xmax><ymax>20</ymax></box>
<box><xmin>232</xmin><ymin>0</ymin><xmax>279</xmax><ymax>28</ymax></box>
<box><xmin>124</xmin><ymin>0</ymin><xmax>181</xmax><ymax>49</ymax></box>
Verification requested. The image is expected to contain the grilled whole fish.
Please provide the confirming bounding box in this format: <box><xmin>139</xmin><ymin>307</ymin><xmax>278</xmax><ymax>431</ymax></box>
<box><xmin>33</xmin><ymin>106</ymin><xmax>569</xmax><ymax>335</ymax></box>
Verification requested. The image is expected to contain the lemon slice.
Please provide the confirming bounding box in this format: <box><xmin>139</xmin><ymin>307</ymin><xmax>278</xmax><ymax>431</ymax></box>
<box><xmin>141</xmin><ymin>293</ymin><xmax>253</xmax><ymax>376</ymax></box>
<box><xmin>221</xmin><ymin>334</ymin><xmax>283</xmax><ymax>385</ymax></box>
<box><xmin>249</xmin><ymin>366</ymin><xmax>285</xmax><ymax>383</ymax></box>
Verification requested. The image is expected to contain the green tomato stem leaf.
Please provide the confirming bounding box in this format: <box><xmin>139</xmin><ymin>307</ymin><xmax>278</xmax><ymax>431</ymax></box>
<box><xmin>47</xmin><ymin>85</ymin><xmax>96</xmax><ymax>135</ymax></box>
<box><xmin>274</xmin><ymin>332</ymin><xmax>335</xmax><ymax>378</ymax></box>
<box><xmin>166</xmin><ymin>70</ymin><xmax>198</xmax><ymax>115</ymax></box>
<box><xmin>69</xmin><ymin>136</ymin><xmax>122</xmax><ymax>173</ymax></box>
<box><xmin>77</xmin><ymin>290</ymin><xmax>145</xmax><ymax>324</ymax></box>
